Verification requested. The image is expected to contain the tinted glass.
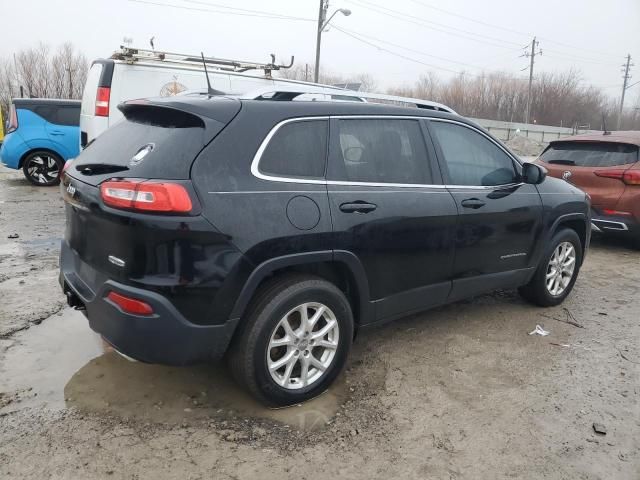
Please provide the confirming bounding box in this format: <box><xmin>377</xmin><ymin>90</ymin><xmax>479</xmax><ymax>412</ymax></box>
<box><xmin>31</xmin><ymin>105</ymin><xmax>57</xmax><ymax>123</ymax></box>
<box><xmin>259</xmin><ymin>120</ymin><xmax>328</xmax><ymax>178</ymax></box>
<box><xmin>540</xmin><ymin>141</ymin><xmax>638</xmax><ymax>167</ymax></box>
<box><xmin>333</xmin><ymin>119</ymin><xmax>432</xmax><ymax>184</ymax></box>
<box><xmin>431</xmin><ymin>121</ymin><xmax>517</xmax><ymax>186</ymax></box>
<box><xmin>54</xmin><ymin>106</ymin><xmax>81</xmax><ymax>126</ymax></box>
<box><xmin>22</xmin><ymin>104</ymin><xmax>80</xmax><ymax>126</ymax></box>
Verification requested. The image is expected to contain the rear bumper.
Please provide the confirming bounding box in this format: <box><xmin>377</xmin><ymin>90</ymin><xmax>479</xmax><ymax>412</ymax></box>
<box><xmin>59</xmin><ymin>241</ymin><xmax>239</xmax><ymax>365</ymax></box>
<box><xmin>591</xmin><ymin>211</ymin><xmax>640</xmax><ymax>237</ymax></box>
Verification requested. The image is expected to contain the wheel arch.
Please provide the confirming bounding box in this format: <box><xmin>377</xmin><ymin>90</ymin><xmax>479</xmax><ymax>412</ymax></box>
<box><xmin>549</xmin><ymin>213</ymin><xmax>589</xmax><ymax>263</ymax></box>
<box><xmin>229</xmin><ymin>250</ymin><xmax>373</xmax><ymax>326</ymax></box>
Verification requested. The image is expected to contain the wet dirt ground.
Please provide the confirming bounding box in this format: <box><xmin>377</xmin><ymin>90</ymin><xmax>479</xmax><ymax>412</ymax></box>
<box><xmin>0</xmin><ymin>167</ymin><xmax>638</xmax><ymax>479</ymax></box>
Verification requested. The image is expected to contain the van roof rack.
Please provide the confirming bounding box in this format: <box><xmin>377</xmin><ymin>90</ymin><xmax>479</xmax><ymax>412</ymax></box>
<box><xmin>112</xmin><ymin>46</ymin><xmax>294</xmax><ymax>78</ymax></box>
<box><xmin>238</xmin><ymin>86</ymin><xmax>456</xmax><ymax>114</ymax></box>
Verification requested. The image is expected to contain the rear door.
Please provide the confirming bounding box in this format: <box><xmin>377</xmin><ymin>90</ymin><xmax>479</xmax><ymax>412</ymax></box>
<box><xmin>429</xmin><ymin>119</ymin><xmax>543</xmax><ymax>300</ymax></box>
<box><xmin>539</xmin><ymin>141</ymin><xmax>639</xmax><ymax>209</ymax></box>
<box><xmin>45</xmin><ymin>105</ymin><xmax>80</xmax><ymax>158</ymax></box>
<box><xmin>327</xmin><ymin>116</ymin><xmax>458</xmax><ymax>323</ymax></box>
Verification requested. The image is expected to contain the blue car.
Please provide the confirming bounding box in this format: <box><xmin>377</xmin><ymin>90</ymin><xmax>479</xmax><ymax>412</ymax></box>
<box><xmin>0</xmin><ymin>98</ymin><xmax>81</xmax><ymax>186</ymax></box>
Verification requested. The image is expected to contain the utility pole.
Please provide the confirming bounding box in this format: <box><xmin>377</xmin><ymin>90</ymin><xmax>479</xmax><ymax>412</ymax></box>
<box><xmin>617</xmin><ymin>54</ymin><xmax>633</xmax><ymax>130</ymax></box>
<box><xmin>523</xmin><ymin>37</ymin><xmax>541</xmax><ymax>124</ymax></box>
<box><xmin>314</xmin><ymin>0</ymin><xmax>328</xmax><ymax>83</ymax></box>
<box><xmin>313</xmin><ymin>1</ymin><xmax>351</xmax><ymax>83</ymax></box>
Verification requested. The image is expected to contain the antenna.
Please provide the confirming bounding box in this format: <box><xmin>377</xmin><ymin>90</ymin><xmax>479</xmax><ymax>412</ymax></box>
<box><xmin>200</xmin><ymin>52</ymin><xmax>225</xmax><ymax>96</ymax></box>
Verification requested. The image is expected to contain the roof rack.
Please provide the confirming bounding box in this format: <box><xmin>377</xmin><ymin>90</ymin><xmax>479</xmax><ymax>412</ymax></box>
<box><xmin>111</xmin><ymin>46</ymin><xmax>294</xmax><ymax>78</ymax></box>
<box><xmin>237</xmin><ymin>86</ymin><xmax>456</xmax><ymax>114</ymax></box>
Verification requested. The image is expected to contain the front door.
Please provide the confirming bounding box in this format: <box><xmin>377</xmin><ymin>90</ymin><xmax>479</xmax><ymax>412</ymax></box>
<box><xmin>428</xmin><ymin>119</ymin><xmax>543</xmax><ymax>301</ymax></box>
<box><xmin>327</xmin><ymin>117</ymin><xmax>458</xmax><ymax>323</ymax></box>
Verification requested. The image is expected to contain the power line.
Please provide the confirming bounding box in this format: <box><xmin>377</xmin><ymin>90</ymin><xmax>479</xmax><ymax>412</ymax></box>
<box><xmin>404</xmin><ymin>0</ymin><xmax>621</xmax><ymax>59</ymax></box>
<box><xmin>337</xmin><ymin>26</ymin><xmax>486</xmax><ymax>70</ymax></box>
<box><xmin>332</xmin><ymin>25</ymin><xmax>470</xmax><ymax>75</ymax></box>
<box><xmin>182</xmin><ymin>0</ymin><xmax>312</xmax><ymax>20</ymax></box>
<box><xmin>344</xmin><ymin>0</ymin><xmax>524</xmax><ymax>50</ymax></box>
<box><xmin>543</xmin><ymin>49</ymin><xmax>620</xmax><ymax>67</ymax></box>
<box><xmin>128</xmin><ymin>0</ymin><xmax>315</xmax><ymax>21</ymax></box>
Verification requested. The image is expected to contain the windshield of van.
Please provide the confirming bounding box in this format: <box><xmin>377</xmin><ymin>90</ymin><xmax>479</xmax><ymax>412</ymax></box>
<box><xmin>540</xmin><ymin>141</ymin><xmax>638</xmax><ymax>167</ymax></box>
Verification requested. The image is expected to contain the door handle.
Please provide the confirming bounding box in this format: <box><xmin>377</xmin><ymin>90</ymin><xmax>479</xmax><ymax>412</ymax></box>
<box><xmin>50</xmin><ymin>130</ymin><xmax>64</xmax><ymax>135</ymax></box>
<box><xmin>460</xmin><ymin>198</ymin><xmax>486</xmax><ymax>209</ymax></box>
<box><xmin>339</xmin><ymin>201</ymin><xmax>377</xmax><ymax>214</ymax></box>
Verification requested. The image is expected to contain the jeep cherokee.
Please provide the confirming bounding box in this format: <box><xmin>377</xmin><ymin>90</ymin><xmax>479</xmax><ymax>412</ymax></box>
<box><xmin>60</xmin><ymin>95</ymin><xmax>590</xmax><ymax>406</ymax></box>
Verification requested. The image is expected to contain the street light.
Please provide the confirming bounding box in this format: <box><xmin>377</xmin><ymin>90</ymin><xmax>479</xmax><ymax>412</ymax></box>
<box><xmin>314</xmin><ymin>2</ymin><xmax>351</xmax><ymax>83</ymax></box>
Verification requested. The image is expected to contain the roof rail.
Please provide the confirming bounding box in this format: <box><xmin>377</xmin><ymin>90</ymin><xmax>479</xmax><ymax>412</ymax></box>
<box><xmin>238</xmin><ymin>86</ymin><xmax>456</xmax><ymax>114</ymax></box>
<box><xmin>111</xmin><ymin>46</ymin><xmax>294</xmax><ymax>78</ymax></box>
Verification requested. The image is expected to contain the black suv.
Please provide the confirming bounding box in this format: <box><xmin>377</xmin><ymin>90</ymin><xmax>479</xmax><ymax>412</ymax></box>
<box><xmin>60</xmin><ymin>95</ymin><xmax>590</xmax><ymax>406</ymax></box>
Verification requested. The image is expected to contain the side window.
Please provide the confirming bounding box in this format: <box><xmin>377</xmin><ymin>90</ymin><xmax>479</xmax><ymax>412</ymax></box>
<box><xmin>332</xmin><ymin>118</ymin><xmax>433</xmax><ymax>184</ymax></box>
<box><xmin>53</xmin><ymin>106</ymin><xmax>81</xmax><ymax>126</ymax></box>
<box><xmin>30</xmin><ymin>105</ymin><xmax>57</xmax><ymax>123</ymax></box>
<box><xmin>431</xmin><ymin>121</ymin><xmax>517</xmax><ymax>186</ymax></box>
<box><xmin>259</xmin><ymin>120</ymin><xmax>327</xmax><ymax>178</ymax></box>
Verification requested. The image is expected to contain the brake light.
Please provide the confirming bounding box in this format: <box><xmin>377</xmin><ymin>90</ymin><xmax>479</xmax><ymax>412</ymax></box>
<box><xmin>100</xmin><ymin>180</ymin><xmax>193</xmax><ymax>213</ymax></box>
<box><xmin>7</xmin><ymin>104</ymin><xmax>18</xmax><ymax>133</ymax></box>
<box><xmin>106</xmin><ymin>291</ymin><xmax>154</xmax><ymax>316</ymax></box>
<box><xmin>62</xmin><ymin>158</ymin><xmax>74</xmax><ymax>173</ymax></box>
<box><xmin>595</xmin><ymin>169</ymin><xmax>640</xmax><ymax>185</ymax></box>
<box><xmin>95</xmin><ymin>87</ymin><xmax>111</xmax><ymax>117</ymax></box>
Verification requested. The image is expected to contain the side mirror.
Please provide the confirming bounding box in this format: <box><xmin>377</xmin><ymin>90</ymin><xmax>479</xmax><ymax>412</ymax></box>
<box><xmin>522</xmin><ymin>162</ymin><xmax>547</xmax><ymax>185</ymax></box>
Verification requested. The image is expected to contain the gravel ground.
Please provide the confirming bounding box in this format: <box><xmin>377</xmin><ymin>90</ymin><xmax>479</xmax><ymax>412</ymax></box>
<box><xmin>0</xmin><ymin>167</ymin><xmax>638</xmax><ymax>479</ymax></box>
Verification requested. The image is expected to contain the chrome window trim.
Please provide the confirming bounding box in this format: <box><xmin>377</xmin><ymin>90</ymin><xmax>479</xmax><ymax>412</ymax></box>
<box><xmin>250</xmin><ymin>116</ymin><xmax>330</xmax><ymax>185</ymax></box>
<box><xmin>251</xmin><ymin>115</ymin><xmax>522</xmax><ymax>189</ymax></box>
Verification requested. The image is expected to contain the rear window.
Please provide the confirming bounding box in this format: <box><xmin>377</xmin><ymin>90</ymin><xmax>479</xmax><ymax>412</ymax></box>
<box><xmin>71</xmin><ymin>113</ymin><xmax>214</xmax><ymax>185</ymax></box>
<box><xmin>541</xmin><ymin>141</ymin><xmax>638</xmax><ymax>167</ymax></box>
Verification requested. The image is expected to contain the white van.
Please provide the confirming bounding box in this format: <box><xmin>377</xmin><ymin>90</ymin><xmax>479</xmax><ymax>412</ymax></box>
<box><xmin>79</xmin><ymin>48</ymin><xmax>354</xmax><ymax>149</ymax></box>
<box><xmin>80</xmin><ymin>47</ymin><xmax>455</xmax><ymax>149</ymax></box>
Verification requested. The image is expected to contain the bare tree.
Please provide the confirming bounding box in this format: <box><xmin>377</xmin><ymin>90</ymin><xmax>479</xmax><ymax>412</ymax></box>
<box><xmin>0</xmin><ymin>42</ymin><xmax>88</xmax><ymax>122</ymax></box>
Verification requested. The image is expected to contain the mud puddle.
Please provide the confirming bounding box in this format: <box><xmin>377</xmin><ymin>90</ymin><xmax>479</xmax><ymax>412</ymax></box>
<box><xmin>0</xmin><ymin>308</ymin><xmax>346</xmax><ymax>431</ymax></box>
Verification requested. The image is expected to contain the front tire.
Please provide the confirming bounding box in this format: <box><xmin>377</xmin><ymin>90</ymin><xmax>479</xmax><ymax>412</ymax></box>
<box><xmin>22</xmin><ymin>150</ymin><xmax>64</xmax><ymax>186</ymax></box>
<box><xmin>519</xmin><ymin>228</ymin><xmax>582</xmax><ymax>307</ymax></box>
<box><xmin>228</xmin><ymin>274</ymin><xmax>354</xmax><ymax>407</ymax></box>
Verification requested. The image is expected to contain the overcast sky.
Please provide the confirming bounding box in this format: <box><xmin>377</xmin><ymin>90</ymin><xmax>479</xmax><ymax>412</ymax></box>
<box><xmin>3</xmin><ymin>0</ymin><xmax>639</xmax><ymax>100</ymax></box>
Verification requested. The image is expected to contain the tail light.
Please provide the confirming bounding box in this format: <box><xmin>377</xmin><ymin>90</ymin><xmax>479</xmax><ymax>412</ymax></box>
<box><xmin>602</xmin><ymin>209</ymin><xmax>632</xmax><ymax>216</ymax></box>
<box><xmin>106</xmin><ymin>291</ymin><xmax>154</xmax><ymax>316</ymax></box>
<box><xmin>62</xmin><ymin>158</ymin><xmax>74</xmax><ymax>174</ymax></box>
<box><xmin>100</xmin><ymin>179</ymin><xmax>193</xmax><ymax>213</ymax></box>
<box><xmin>595</xmin><ymin>169</ymin><xmax>640</xmax><ymax>185</ymax></box>
<box><xmin>7</xmin><ymin>104</ymin><xmax>18</xmax><ymax>133</ymax></box>
<box><xmin>95</xmin><ymin>87</ymin><xmax>111</xmax><ymax>117</ymax></box>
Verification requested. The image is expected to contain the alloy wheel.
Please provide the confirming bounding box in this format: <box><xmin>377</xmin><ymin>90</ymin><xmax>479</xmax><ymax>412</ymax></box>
<box><xmin>267</xmin><ymin>302</ymin><xmax>340</xmax><ymax>390</ymax></box>
<box><xmin>25</xmin><ymin>154</ymin><xmax>60</xmax><ymax>185</ymax></box>
<box><xmin>545</xmin><ymin>241</ymin><xmax>576</xmax><ymax>296</ymax></box>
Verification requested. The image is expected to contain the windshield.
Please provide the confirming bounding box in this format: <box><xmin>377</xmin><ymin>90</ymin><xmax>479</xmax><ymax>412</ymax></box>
<box><xmin>540</xmin><ymin>141</ymin><xmax>638</xmax><ymax>167</ymax></box>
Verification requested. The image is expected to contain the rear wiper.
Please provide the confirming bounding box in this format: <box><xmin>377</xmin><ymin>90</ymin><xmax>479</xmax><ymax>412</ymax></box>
<box><xmin>547</xmin><ymin>159</ymin><xmax>576</xmax><ymax>165</ymax></box>
<box><xmin>77</xmin><ymin>163</ymin><xmax>130</xmax><ymax>175</ymax></box>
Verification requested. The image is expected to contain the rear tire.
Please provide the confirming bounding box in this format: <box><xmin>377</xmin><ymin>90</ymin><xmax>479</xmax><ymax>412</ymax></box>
<box><xmin>519</xmin><ymin>228</ymin><xmax>582</xmax><ymax>307</ymax></box>
<box><xmin>228</xmin><ymin>274</ymin><xmax>353</xmax><ymax>407</ymax></box>
<box><xmin>22</xmin><ymin>150</ymin><xmax>64</xmax><ymax>186</ymax></box>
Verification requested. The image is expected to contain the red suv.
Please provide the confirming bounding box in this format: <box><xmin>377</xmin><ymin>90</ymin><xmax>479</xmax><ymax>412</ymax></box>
<box><xmin>536</xmin><ymin>132</ymin><xmax>640</xmax><ymax>248</ymax></box>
